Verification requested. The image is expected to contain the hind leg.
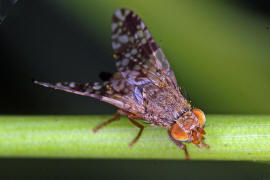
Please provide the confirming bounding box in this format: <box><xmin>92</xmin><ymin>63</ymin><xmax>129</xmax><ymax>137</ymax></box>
<box><xmin>93</xmin><ymin>109</ymin><xmax>126</xmax><ymax>132</ymax></box>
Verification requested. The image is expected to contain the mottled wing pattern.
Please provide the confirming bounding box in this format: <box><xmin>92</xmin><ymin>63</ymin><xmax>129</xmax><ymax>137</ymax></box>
<box><xmin>33</xmin><ymin>72</ymin><xmax>144</xmax><ymax>114</ymax></box>
<box><xmin>111</xmin><ymin>8</ymin><xmax>178</xmax><ymax>88</ymax></box>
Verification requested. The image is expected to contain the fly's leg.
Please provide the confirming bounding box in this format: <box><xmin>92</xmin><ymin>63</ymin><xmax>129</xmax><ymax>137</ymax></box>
<box><xmin>167</xmin><ymin>129</ymin><xmax>190</xmax><ymax>160</ymax></box>
<box><xmin>128</xmin><ymin>115</ymin><xmax>144</xmax><ymax>147</ymax></box>
<box><xmin>93</xmin><ymin>109</ymin><xmax>126</xmax><ymax>133</ymax></box>
<box><xmin>93</xmin><ymin>110</ymin><xmax>144</xmax><ymax>147</ymax></box>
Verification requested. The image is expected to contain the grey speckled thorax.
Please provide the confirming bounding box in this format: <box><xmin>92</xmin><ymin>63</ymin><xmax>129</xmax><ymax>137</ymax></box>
<box><xmin>142</xmin><ymin>83</ymin><xmax>191</xmax><ymax>127</ymax></box>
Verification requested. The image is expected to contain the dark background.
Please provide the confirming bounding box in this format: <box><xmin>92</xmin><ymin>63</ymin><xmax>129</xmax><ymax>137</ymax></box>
<box><xmin>0</xmin><ymin>0</ymin><xmax>270</xmax><ymax>179</ymax></box>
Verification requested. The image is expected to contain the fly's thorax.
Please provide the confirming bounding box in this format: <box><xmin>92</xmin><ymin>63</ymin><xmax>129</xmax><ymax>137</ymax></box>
<box><xmin>142</xmin><ymin>84</ymin><xmax>191</xmax><ymax>127</ymax></box>
<box><xmin>170</xmin><ymin>108</ymin><xmax>209</xmax><ymax>148</ymax></box>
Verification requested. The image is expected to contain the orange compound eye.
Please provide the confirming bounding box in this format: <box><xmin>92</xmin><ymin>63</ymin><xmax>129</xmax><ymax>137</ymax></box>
<box><xmin>171</xmin><ymin>123</ymin><xmax>188</xmax><ymax>142</ymax></box>
<box><xmin>192</xmin><ymin>108</ymin><xmax>206</xmax><ymax>127</ymax></box>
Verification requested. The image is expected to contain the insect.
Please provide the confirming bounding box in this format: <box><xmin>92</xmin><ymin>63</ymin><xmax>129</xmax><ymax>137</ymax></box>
<box><xmin>34</xmin><ymin>8</ymin><xmax>209</xmax><ymax>160</ymax></box>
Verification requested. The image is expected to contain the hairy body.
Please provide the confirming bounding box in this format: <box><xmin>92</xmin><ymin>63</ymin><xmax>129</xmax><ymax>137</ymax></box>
<box><xmin>34</xmin><ymin>8</ymin><xmax>209</xmax><ymax>159</ymax></box>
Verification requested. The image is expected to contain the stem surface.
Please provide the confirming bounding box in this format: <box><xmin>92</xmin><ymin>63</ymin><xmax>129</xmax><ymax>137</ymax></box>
<box><xmin>0</xmin><ymin>115</ymin><xmax>269</xmax><ymax>161</ymax></box>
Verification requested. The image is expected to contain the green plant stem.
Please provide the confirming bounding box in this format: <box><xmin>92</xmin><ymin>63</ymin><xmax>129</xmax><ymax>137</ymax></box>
<box><xmin>0</xmin><ymin>115</ymin><xmax>269</xmax><ymax>160</ymax></box>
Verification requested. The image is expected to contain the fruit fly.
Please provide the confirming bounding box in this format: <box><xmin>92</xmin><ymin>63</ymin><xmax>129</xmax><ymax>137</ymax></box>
<box><xmin>34</xmin><ymin>8</ymin><xmax>209</xmax><ymax>159</ymax></box>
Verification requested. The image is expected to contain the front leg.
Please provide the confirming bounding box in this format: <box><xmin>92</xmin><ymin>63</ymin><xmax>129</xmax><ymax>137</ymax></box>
<box><xmin>168</xmin><ymin>129</ymin><xmax>190</xmax><ymax>160</ymax></box>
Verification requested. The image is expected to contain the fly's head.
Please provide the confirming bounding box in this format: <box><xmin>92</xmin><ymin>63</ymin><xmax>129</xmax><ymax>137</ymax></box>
<box><xmin>170</xmin><ymin>109</ymin><xmax>209</xmax><ymax>148</ymax></box>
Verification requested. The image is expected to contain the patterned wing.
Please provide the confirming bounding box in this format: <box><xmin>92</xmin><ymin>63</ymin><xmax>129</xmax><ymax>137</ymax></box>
<box><xmin>33</xmin><ymin>73</ymin><xmax>145</xmax><ymax>115</ymax></box>
<box><xmin>111</xmin><ymin>8</ymin><xmax>178</xmax><ymax>88</ymax></box>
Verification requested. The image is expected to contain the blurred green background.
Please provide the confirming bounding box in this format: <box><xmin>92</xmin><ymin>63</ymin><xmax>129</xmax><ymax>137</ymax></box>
<box><xmin>1</xmin><ymin>0</ymin><xmax>270</xmax><ymax>115</ymax></box>
<box><xmin>54</xmin><ymin>0</ymin><xmax>270</xmax><ymax>115</ymax></box>
<box><xmin>1</xmin><ymin>0</ymin><xmax>270</xmax><ymax>179</ymax></box>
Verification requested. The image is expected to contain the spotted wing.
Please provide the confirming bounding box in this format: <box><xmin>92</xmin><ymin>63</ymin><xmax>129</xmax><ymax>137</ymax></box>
<box><xmin>33</xmin><ymin>73</ymin><xmax>145</xmax><ymax>114</ymax></box>
<box><xmin>111</xmin><ymin>8</ymin><xmax>178</xmax><ymax>88</ymax></box>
